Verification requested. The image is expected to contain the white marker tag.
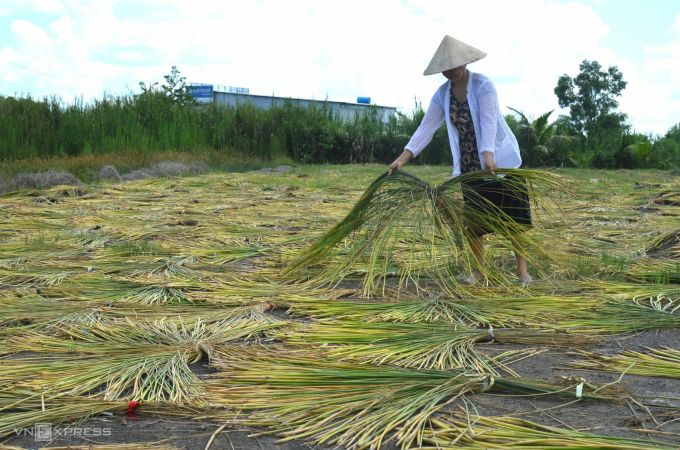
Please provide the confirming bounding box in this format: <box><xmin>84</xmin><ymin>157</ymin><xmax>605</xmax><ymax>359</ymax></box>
<box><xmin>576</xmin><ymin>382</ymin><xmax>584</xmax><ymax>398</ymax></box>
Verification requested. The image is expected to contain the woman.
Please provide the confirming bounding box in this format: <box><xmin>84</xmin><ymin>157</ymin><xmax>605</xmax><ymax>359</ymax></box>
<box><xmin>388</xmin><ymin>35</ymin><xmax>532</xmax><ymax>285</ymax></box>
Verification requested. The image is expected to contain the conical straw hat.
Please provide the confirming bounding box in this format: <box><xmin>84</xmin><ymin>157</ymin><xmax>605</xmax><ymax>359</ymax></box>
<box><xmin>423</xmin><ymin>35</ymin><xmax>487</xmax><ymax>75</ymax></box>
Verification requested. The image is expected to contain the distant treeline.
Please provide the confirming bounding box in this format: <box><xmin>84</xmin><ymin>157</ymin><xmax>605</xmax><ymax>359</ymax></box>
<box><xmin>0</xmin><ymin>92</ymin><xmax>678</xmax><ymax>169</ymax></box>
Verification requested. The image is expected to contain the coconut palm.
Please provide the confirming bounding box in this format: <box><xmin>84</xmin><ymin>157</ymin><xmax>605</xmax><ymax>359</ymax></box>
<box><xmin>508</xmin><ymin>108</ymin><xmax>577</xmax><ymax>167</ymax></box>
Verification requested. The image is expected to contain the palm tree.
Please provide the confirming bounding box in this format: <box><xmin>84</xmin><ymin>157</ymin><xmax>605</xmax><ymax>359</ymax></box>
<box><xmin>508</xmin><ymin>108</ymin><xmax>576</xmax><ymax>167</ymax></box>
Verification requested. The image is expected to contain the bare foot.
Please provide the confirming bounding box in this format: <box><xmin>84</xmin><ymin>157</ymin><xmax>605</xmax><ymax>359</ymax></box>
<box><xmin>518</xmin><ymin>273</ymin><xmax>533</xmax><ymax>287</ymax></box>
<box><xmin>457</xmin><ymin>271</ymin><xmax>483</xmax><ymax>285</ymax></box>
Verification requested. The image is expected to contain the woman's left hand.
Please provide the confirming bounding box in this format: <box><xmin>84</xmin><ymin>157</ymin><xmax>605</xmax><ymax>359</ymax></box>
<box><xmin>483</xmin><ymin>151</ymin><xmax>497</xmax><ymax>175</ymax></box>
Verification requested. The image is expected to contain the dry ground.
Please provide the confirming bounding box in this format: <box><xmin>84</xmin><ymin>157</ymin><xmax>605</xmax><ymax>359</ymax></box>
<box><xmin>1</xmin><ymin>165</ymin><xmax>679</xmax><ymax>449</ymax></box>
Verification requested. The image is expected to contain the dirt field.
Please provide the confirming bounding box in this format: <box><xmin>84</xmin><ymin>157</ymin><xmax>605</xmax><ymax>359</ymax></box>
<box><xmin>1</xmin><ymin>165</ymin><xmax>679</xmax><ymax>449</ymax></box>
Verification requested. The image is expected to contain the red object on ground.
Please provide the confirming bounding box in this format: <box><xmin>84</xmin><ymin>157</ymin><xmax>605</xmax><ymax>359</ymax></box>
<box><xmin>127</xmin><ymin>400</ymin><xmax>141</xmax><ymax>418</ymax></box>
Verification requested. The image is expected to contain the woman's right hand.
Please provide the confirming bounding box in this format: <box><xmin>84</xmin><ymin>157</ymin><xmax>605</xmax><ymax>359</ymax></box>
<box><xmin>388</xmin><ymin>159</ymin><xmax>405</xmax><ymax>175</ymax></box>
<box><xmin>388</xmin><ymin>149</ymin><xmax>414</xmax><ymax>175</ymax></box>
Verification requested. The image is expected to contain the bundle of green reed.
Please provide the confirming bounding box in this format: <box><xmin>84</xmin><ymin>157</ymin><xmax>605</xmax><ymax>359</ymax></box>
<box><xmin>283</xmin><ymin>320</ymin><xmax>594</xmax><ymax>374</ymax></box>
<box><xmin>418</xmin><ymin>412</ymin><xmax>675</xmax><ymax>449</ymax></box>
<box><xmin>570</xmin><ymin>347</ymin><xmax>680</xmax><ymax>379</ymax></box>
<box><xmin>0</xmin><ymin>394</ymin><xmax>122</xmax><ymax>439</ymax></box>
<box><xmin>646</xmin><ymin>229</ymin><xmax>679</xmax><ymax>259</ymax></box>
<box><xmin>0</xmin><ymin>353</ymin><xmax>206</xmax><ymax>405</ymax></box>
<box><xmin>206</xmin><ymin>350</ymin><xmax>617</xmax><ymax>450</ymax></box>
<box><xmin>286</xmin><ymin>293</ymin><xmax>679</xmax><ymax>334</ymax></box>
<box><xmin>284</xmin><ymin>169</ymin><xmax>566</xmax><ymax>296</ymax></box>
<box><xmin>0</xmin><ymin>388</ymin><xmax>200</xmax><ymax>441</ymax></box>
<box><xmin>1</xmin><ymin>317</ymin><xmax>284</xmax><ymax>405</ymax></box>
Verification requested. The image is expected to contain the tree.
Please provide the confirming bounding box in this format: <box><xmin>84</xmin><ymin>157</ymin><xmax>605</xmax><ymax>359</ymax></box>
<box><xmin>650</xmin><ymin>138</ymin><xmax>679</xmax><ymax>169</ymax></box>
<box><xmin>138</xmin><ymin>66</ymin><xmax>194</xmax><ymax>106</ymax></box>
<box><xmin>161</xmin><ymin>66</ymin><xmax>194</xmax><ymax>106</ymax></box>
<box><xmin>648</xmin><ymin>123</ymin><xmax>680</xmax><ymax>168</ymax></box>
<box><xmin>395</xmin><ymin>99</ymin><xmax>449</xmax><ymax>164</ymax></box>
<box><xmin>664</xmin><ymin>122</ymin><xmax>680</xmax><ymax>142</ymax></box>
<box><xmin>620</xmin><ymin>132</ymin><xmax>653</xmax><ymax>168</ymax></box>
<box><xmin>590</xmin><ymin>112</ymin><xmax>630</xmax><ymax>159</ymax></box>
<box><xmin>507</xmin><ymin>108</ymin><xmax>577</xmax><ymax>167</ymax></box>
<box><xmin>504</xmin><ymin>113</ymin><xmax>520</xmax><ymax>136</ymax></box>
<box><xmin>554</xmin><ymin>60</ymin><xmax>627</xmax><ymax>138</ymax></box>
<box><xmin>508</xmin><ymin>108</ymin><xmax>555</xmax><ymax>144</ymax></box>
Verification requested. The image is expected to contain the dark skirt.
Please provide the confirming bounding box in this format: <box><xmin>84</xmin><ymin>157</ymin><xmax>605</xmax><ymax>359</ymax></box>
<box><xmin>461</xmin><ymin>174</ymin><xmax>532</xmax><ymax>237</ymax></box>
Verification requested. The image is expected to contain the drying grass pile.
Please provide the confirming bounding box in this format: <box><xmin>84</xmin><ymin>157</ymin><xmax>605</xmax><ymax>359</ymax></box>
<box><xmin>285</xmin><ymin>169</ymin><xmax>566</xmax><ymax>296</ymax></box>
<box><xmin>0</xmin><ymin>164</ymin><xmax>678</xmax><ymax>449</ymax></box>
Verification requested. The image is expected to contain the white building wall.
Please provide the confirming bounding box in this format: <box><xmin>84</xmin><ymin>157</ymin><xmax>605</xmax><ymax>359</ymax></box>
<box><xmin>212</xmin><ymin>91</ymin><xmax>397</xmax><ymax>123</ymax></box>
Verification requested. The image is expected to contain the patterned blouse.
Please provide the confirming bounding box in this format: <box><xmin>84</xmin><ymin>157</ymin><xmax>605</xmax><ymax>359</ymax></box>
<box><xmin>449</xmin><ymin>91</ymin><xmax>480</xmax><ymax>173</ymax></box>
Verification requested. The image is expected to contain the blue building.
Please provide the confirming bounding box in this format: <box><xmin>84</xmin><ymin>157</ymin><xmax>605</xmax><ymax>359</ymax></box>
<box><xmin>190</xmin><ymin>83</ymin><xmax>397</xmax><ymax>123</ymax></box>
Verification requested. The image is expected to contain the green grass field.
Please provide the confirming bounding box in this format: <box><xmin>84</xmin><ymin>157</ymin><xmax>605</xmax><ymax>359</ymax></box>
<box><xmin>1</xmin><ymin>164</ymin><xmax>679</xmax><ymax>449</ymax></box>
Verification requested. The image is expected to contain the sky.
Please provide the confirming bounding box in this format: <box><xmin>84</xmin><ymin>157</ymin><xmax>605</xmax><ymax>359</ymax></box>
<box><xmin>1</xmin><ymin>0</ymin><xmax>679</xmax><ymax>136</ymax></box>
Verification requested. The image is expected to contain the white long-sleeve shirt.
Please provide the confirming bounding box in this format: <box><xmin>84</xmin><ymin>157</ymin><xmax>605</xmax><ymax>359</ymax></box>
<box><xmin>405</xmin><ymin>71</ymin><xmax>521</xmax><ymax>176</ymax></box>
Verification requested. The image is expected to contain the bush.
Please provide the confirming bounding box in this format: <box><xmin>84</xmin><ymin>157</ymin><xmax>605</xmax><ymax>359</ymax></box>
<box><xmin>1</xmin><ymin>93</ymin><xmax>677</xmax><ymax>169</ymax></box>
<box><xmin>98</xmin><ymin>165</ymin><xmax>122</xmax><ymax>181</ymax></box>
<box><xmin>0</xmin><ymin>168</ymin><xmax>82</xmax><ymax>192</ymax></box>
<box><xmin>121</xmin><ymin>161</ymin><xmax>208</xmax><ymax>181</ymax></box>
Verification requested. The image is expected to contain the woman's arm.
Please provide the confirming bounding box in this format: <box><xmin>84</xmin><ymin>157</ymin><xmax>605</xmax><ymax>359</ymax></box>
<box><xmin>388</xmin><ymin>149</ymin><xmax>413</xmax><ymax>175</ymax></box>
<box><xmin>388</xmin><ymin>88</ymin><xmax>445</xmax><ymax>174</ymax></box>
<box><xmin>405</xmin><ymin>91</ymin><xmax>445</xmax><ymax>158</ymax></box>
<box><xmin>478</xmin><ymin>81</ymin><xmax>499</xmax><ymax>173</ymax></box>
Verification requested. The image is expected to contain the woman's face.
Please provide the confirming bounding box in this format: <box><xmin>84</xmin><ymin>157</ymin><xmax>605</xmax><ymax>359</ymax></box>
<box><xmin>442</xmin><ymin>65</ymin><xmax>467</xmax><ymax>83</ymax></box>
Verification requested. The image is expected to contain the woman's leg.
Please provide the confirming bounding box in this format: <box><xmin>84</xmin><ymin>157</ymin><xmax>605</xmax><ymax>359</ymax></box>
<box><xmin>468</xmin><ymin>234</ymin><xmax>485</xmax><ymax>279</ymax></box>
<box><xmin>511</xmin><ymin>234</ymin><xmax>531</xmax><ymax>281</ymax></box>
<box><xmin>515</xmin><ymin>251</ymin><xmax>529</xmax><ymax>279</ymax></box>
<box><xmin>469</xmin><ymin>235</ymin><xmax>484</xmax><ymax>266</ymax></box>
<box><xmin>472</xmin><ymin>233</ymin><xmax>531</xmax><ymax>279</ymax></box>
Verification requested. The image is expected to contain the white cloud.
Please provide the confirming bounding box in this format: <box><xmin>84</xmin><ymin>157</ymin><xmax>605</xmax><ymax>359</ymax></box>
<box><xmin>626</xmin><ymin>13</ymin><xmax>680</xmax><ymax>134</ymax></box>
<box><xmin>10</xmin><ymin>19</ymin><xmax>54</xmax><ymax>49</ymax></box>
<box><xmin>674</xmin><ymin>13</ymin><xmax>680</xmax><ymax>32</ymax></box>
<box><xmin>116</xmin><ymin>51</ymin><xmax>144</xmax><ymax>62</ymax></box>
<box><xmin>0</xmin><ymin>0</ymin><xmax>678</xmax><ymax>134</ymax></box>
<box><xmin>29</xmin><ymin>0</ymin><xmax>65</xmax><ymax>14</ymax></box>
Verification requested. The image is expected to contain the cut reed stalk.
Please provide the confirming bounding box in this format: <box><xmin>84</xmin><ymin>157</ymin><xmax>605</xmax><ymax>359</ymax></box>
<box><xmin>569</xmin><ymin>347</ymin><xmax>680</xmax><ymax>379</ymax></box>
<box><xmin>417</xmin><ymin>412</ymin><xmax>676</xmax><ymax>449</ymax></box>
